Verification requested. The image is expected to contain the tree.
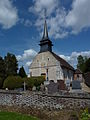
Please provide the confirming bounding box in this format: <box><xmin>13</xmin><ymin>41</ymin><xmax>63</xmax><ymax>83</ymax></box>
<box><xmin>84</xmin><ymin>58</ymin><xmax>90</xmax><ymax>73</ymax></box>
<box><xmin>4</xmin><ymin>53</ymin><xmax>18</xmax><ymax>77</ymax></box>
<box><xmin>77</xmin><ymin>55</ymin><xmax>84</xmax><ymax>70</ymax></box>
<box><xmin>0</xmin><ymin>56</ymin><xmax>6</xmax><ymax>88</ymax></box>
<box><xmin>77</xmin><ymin>55</ymin><xmax>90</xmax><ymax>73</ymax></box>
<box><xmin>0</xmin><ymin>77</ymin><xmax>3</xmax><ymax>89</ymax></box>
<box><xmin>77</xmin><ymin>55</ymin><xmax>86</xmax><ymax>72</ymax></box>
<box><xmin>19</xmin><ymin>66</ymin><xmax>27</xmax><ymax>78</ymax></box>
<box><xmin>0</xmin><ymin>56</ymin><xmax>6</xmax><ymax>79</ymax></box>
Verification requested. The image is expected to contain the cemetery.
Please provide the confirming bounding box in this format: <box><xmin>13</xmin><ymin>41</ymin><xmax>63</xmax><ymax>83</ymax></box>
<box><xmin>0</xmin><ymin>1</ymin><xmax>90</xmax><ymax>119</ymax></box>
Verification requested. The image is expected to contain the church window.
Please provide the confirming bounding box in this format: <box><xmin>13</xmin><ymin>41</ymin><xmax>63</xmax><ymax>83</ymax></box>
<box><xmin>48</xmin><ymin>57</ymin><xmax>50</xmax><ymax>61</ymax></box>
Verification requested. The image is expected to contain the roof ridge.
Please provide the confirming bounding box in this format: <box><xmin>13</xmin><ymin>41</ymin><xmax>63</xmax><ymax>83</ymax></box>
<box><xmin>75</xmin><ymin>68</ymin><xmax>83</xmax><ymax>74</ymax></box>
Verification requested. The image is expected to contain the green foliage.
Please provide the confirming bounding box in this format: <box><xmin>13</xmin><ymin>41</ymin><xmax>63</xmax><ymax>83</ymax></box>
<box><xmin>77</xmin><ymin>55</ymin><xmax>85</xmax><ymax>66</ymax></box>
<box><xmin>32</xmin><ymin>76</ymin><xmax>45</xmax><ymax>87</ymax></box>
<box><xmin>3</xmin><ymin>76</ymin><xmax>23</xmax><ymax>90</ymax></box>
<box><xmin>24</xmin><ymin>76</ymin><xmax>45</xmax><ymax>90</ymax></box>
<box><xmin>77</xmin><ymin>55</ymin><xmax>85</xmax><ymax>73</ymax></box>
<box><xmin>0</xmin><ymin>53</ymin><xmax>18</xmax><ymax>85</ymax></box>
<box><xmin>0</xmin><ymin>56</ymin><xmax>6</xmax><ymax>80</ymax></box>
<box><xmin>84</xmin><ymin>58</ymin><xmax>90</xmax><ymax>73</ymax></box>
<box><xmin>0</xmin><ymin>77</ymin><xmax>3</xmax><ymax>89</ymax></box>
<box><xmin>81</xmin><ymin>108</ymin><xmax>90</xmax><ymax>120</ymax></box>
<box><xmin>4</xmin><ymin>53</ymin><xmax>18</xmax><ymax>77</ymax></box>
<box><xmin>19</xmin><ymin>66</ymin><xmax>27</xmax><ymax>78</ymax></box>
<box><xmin>0</xmin><ymin>53</ymin><xmax>19</xmax><ymax>88</ymax></box>
<box><xmin>0</xmin><ymin>56</ymin><xmax>6</xmax><ymax>88</ymax></box>
<box><xmin>77</xmin><ymin>55</ymin><xmax>90</xmax><ymax>73</ymax></box>
<box><xmin>0</xmin><ymin>111</ymin><xmax>39</xmax><ymax>120</ymax></box>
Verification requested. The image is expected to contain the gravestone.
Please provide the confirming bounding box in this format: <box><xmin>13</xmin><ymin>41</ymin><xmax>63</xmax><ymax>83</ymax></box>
<box><xmin>72</xmin><ymin>80</ymin><xmax>81</xmax><ymax>89</ymax></box>
<box><xmin>44</xmin><ymin>80</ymin><xmax>50</xmax><ymax>86</ymax></box>
<box><xmin>57</xmin><ymin>80</ymin><xmax>67</xmax><ymax>90</ymax></box>
<box><xmin>47</xmin><ymin>80</ymin><xmax>58</xmax><ymax>93</ymax></box>
<box><xmin>65</xmin><ymin>79</ymin><xmax>71</xmax><ymax>90</ymax></box>
<box><xmin>40</xmin><ymin>84</ymin><xmax>45</xmax><ymax>92</ymax></box>
<box><xmin>32</xmin><ymin>86</ymin><xmax>36</xmax><ymax>91</ymax></box>
<box><xmin>65</xmin><ymin>79</ymin><xmax>71</xmax><ymax>87</ymax></box>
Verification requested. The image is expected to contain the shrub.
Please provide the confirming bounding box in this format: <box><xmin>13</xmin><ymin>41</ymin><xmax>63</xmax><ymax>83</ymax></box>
<box><xmin>81</xmin><ymin>108</ymin><xmax>90</xmax><ymax>120</ymax></box>
<box><xmin>24</xmin><ymin>76</ymin><xmax>45</xmax><ymax>90</ymax></box>
<box><xmin>3</xmin><ymin>76</ymin><xmax>24</xmax><ymax>90</ymax></box>
<box><xmin>24</xmin><ymin>77</ymin><xmax>34</xmax><ymax>89</ymax></box>
<box><xmin>32</xmin><ymin>76</ymin><xmax>45</xmax><ymax>87</ymax></box>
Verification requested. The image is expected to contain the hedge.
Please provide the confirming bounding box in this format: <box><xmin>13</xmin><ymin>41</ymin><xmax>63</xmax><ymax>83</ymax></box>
<box><xmin>3</xmin><ymin>76</ymin><xmax>45</xmax><ymax>90</ymax></box>
<box><xmin>3</xmin><ymin>76</ymin><xmax>24</xmax><ymax>90</ymax></box>
<box><xmin>23</xmin><ymin>76</ymin><xmax>45</xmax><ymax>89</ymax></box>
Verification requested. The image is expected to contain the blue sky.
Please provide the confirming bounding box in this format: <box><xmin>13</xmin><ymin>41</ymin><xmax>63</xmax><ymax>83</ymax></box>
<box><xmin>0</xmin><ymin>0</ymin><xmax>90</xmax><ymax>74</ymax></box>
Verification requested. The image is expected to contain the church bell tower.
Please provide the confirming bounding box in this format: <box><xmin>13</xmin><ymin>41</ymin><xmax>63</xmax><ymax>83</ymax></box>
<box><xmin>39</xmin><ymin>19</ymin><xmax>53</xmax><ymax>53</ymax></box>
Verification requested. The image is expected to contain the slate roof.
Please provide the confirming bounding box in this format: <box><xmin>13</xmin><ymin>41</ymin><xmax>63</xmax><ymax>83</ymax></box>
<box><xmin>84</xmin><ymin>72</ymin><xmax>90</xmax><ymax>87</ymax></box>
<box><xmin>75</xmin><ymin>69</ymin><xmax>83</xmax><ymax>74</ymax></box>
<box><xmin>51</xmin><ymin>52</ymin><xmax>74</xmax><ymax>71</ymax></box>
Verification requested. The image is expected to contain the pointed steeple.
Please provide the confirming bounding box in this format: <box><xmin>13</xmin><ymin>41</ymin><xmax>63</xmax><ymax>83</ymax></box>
<box><xmin>39</xmin><ymin>11</ymin><xmax>53</xmax><ymax>53</ymax></box>
<box><xmin>42</xmin><ymin>19</ymin><xmax>48</xmax><ymax>40</ymax></box>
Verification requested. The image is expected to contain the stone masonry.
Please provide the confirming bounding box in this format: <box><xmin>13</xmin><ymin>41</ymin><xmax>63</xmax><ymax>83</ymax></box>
<box><xmin>0</xmin><ymin>90</ymin><xmax>90</xmax><ymax>110</ymax></box>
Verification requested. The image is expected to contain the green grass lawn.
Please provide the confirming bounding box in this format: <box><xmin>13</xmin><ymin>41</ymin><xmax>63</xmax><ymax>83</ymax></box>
<box><xmin>0</xmin><ymin>111</ymin><xmax>39</xmax><ymax>120</ymax></box>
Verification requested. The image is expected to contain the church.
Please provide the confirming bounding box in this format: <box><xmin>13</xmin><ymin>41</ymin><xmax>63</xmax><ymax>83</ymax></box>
<box><xmin>30</xmin><ymin>20</ymin><xmax>75</xmax><ymax>83</ymax></box>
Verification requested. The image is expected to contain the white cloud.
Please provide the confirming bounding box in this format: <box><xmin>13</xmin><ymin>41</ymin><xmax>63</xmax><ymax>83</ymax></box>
<box><xmin>65</xmin><ymin>0</ymin><xmax>90</xmax><ymax>34</ymax></box>
<box><xmin>29</xmin><ymin>0</ymin><xmax>67</xmax><ymax>39</ymax></box>
<box><xmin>25</xmin><ymin>61</ymin><xmax>32</xmax><ymax>67</ymax></box>
<box><xmin>29</xmin><ymin>0</ymin><xmax>90</xmax><ymax>39</ymax></box>
<box><xmin>48</xmin><ymin>8</ymin><xmax>68</xmax><ymax>39</ymax></box>
<box><xmin>17</xmin><ymin>49</ymin><xmax>37</xmax><ymax>74</ymax></box>
<box><xmin>17</xmin><ymin>49</ymin><xmax>37</xmax><ymax>61</ymax></box>
<box><xmin>0</xmin><ymin>0</ymin><xmax>18</xmax><ymax>29</ymax></box>
<box><xmin>71</xmin><ymin>51</ymin><xmax>90</xmax><ymax>59</ymax></box>
<box><xmin>59</xmin><ymin>51</ymin><xmax>90</xmax><ymax>68</ymax></box>
<box><xmin>29</xmin><ymin>0</ymin><xmax>59</xmax><ymax>17</ymax></box>
<box><xmin>60</xmin><ymin>54</ymin><xmax>70</xmax><ymax>61</ymax></box>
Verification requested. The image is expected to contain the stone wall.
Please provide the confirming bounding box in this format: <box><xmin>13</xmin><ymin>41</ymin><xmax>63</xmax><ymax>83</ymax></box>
<box><xmin>0</xmin><ymin>90</ymin><xmax>90</xmax><ymax>110</ymax></box>
<box><xmin>30</xmin><ymin>51</ymin><xmax>64</xmax><ymax>82</ymax></box>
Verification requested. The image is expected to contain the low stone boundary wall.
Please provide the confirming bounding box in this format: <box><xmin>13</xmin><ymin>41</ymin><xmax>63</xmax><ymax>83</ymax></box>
<box><xmin>0</xmin><ymin>90</ymin><xmax>90</xmax><ymax>110</ymax></box>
